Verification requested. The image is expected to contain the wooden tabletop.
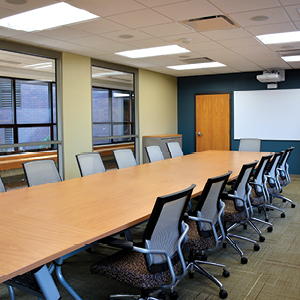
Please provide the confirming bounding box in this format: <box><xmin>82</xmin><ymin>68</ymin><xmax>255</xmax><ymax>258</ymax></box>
<box><xmin>0</xmin><ymin>150</ymin><xmax>269</xmax><ymax>283</ymax></box>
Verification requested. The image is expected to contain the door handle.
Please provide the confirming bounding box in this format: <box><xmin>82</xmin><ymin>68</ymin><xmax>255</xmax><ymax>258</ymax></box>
<box><xmin>196</xmin><ymin>132</ymin><xmax>203</xmax><ymax>136</ymax></box>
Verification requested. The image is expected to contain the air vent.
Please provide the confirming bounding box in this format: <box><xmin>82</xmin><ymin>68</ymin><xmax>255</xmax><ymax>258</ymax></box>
<box><xmin>180</xmin><ymin>57</ymin><xmax>213</xmax><ymax>64</ymax></box>
<box><xmin>182</xmin><ymin>15</ymin><xmax>238</xmax><ymax>31</ymax></box>
<box><xmin>277</xmin><ymin>49</ymin><xmax>300</xmax><ymax>57</ymax></box>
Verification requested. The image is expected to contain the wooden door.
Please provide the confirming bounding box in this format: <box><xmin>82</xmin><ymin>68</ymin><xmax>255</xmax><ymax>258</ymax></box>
<box><xmin>195</xmin><ymin>94</ymin><xmax>230</xmax><ymax>152</ymax></box>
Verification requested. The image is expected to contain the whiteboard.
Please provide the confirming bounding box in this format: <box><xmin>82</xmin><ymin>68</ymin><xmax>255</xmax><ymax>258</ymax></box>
<box><xmin>234</xmin><ymin>89</ymin><xmax>300</xmax><ymax>141</ymax></box>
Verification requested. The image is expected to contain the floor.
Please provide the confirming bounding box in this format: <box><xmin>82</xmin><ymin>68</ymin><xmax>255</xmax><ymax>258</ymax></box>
<box><xmin>0</xmin><ymin>177</ymin><xmax>299</xmax><ymax>300</ymax></box>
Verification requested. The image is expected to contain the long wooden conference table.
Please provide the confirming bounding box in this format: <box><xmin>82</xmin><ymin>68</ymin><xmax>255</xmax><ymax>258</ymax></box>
<box><xmin>0</xmin><ymin>150</ymin><xmax>270</xmax><ymax>298</ymax></box>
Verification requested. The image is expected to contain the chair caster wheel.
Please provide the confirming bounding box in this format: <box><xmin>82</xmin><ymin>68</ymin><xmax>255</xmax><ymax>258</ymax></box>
<box><xmin>265</xmin><ymin>218</ymin><xmax>269</xmax><ymax>222</ymax></box>
<box><xmin>267</xmin><ymin>226</ymin><xmax>273</xmax><ymax>232</ymax></box>
<box><xmin>292</xmin><ymin>203</ymin><xmax>296</xmax><ymax>208</ymax></box>
<box><xmin>243</xmin><ymin>224</ymin><xmax>247</xmax><ymax>229</ymax></box>
<box><xmin>241</xmin><ymin>257</ymin><xmax>248</xmax><ymax>264</ymax></box>
<box><xmin>223</xmin><ymin>269</ymin><xmax>230</xmax><ymax>278</ymax></box>
<box><xmin>219</xmin><ymin>289</ymin><xmax>228</xmax><ymax>299</ymax></box>
<box><xmin>266</xmin><ymin>208</ymin><xmax>269</xmax><ymax>211</ymax></box>
<box><xmin>254</xmin><ymin>244</ymin><xmax>260</xmax><ymax>251</ymax></box>
<box><xmin>283</xmin><ymin>199</ymin><xmax>286</xmax><ymax>202</ymax></box>
<box><xmin>281</xmin><ymin>213</ymin><xmax>285</xmax><ymax>218</ymax></box>
<box><xmin>223</xmin><ymin>243</ymin><xmax>227</xmax><ymax>249</ymax></box>
<box><xmin>200</xmin><ymin>254</ymin><xmax>208</xmax><ymax>261</ymax></box>
<box><xmin>158</xmin><ymin>291</ymin><xmax>166</xmax><ymax>300</ymax></box>
<box><xmin>170</xmin><ymin>291</ymin><xmax>179</xmax><ymax>300</ymax></box>
<box><xmin>189</xmin><ymin>272</ymin><xmax>194</xmax><ymax>279</ymax></box>
<box><xmin>259</xmin><ymin>235</ymin><xmax>265</xmax><ymax>242</ymax></box>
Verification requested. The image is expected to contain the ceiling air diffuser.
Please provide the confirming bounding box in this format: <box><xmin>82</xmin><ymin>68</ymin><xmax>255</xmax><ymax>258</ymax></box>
<box><xmin>182</xmin><ymin>15</ymin><xmax>238</xmax><ymax>31</ymax></box>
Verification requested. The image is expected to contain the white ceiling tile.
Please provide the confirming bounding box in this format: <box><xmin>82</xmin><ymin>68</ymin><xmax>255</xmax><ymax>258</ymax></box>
<box><xmin>209</xmin><ymin>0</ymin><xmax>280</xmax><ymax>14</ymax></box>
<box><xmin>67</xmin><ymin>35</ymin><xmax>117</xmax><ymax>47</ymax></box>
<box><xmin>37</xmin><ymin>27</ymin><xmax>91</xmax><ymax>40</ymax></box>
<box><xmin>0</xmin><ymin>0</ymin><xmax>57</xmax><ymax>14</ymax></box>
<box><xmin>106</xmin><ymin>9</ymin><xmax>171</xmax><ymax>28</ymax></box>
<box><xmin>69</xmin><ymin>18</ymin><xmax>129</xmax><ymax>34</ymax></box>
<box><xmin>161</xmin><ymin>32</ymin><xmax>210</xmax><ymax>44</ymax></box>
<box><xmin>152</xmin><ymin>0</ymin><xmax>222</xmax><ymax>21</ymax></box>
<box><xmin>229</xmin><ymin>7</ymin><xmax>291</xmax><ymax>27</ymax></box>
<box><xmin>245</xmin><ymin>22</ymin><xmax>297</xmax><ymax>35</ymax></box>
<box><xmin>136</xmin><ymin>0</ymin><xmax>189</xmax><ymax>7</ymax></box>
<box><xmin>69</xmin><ymin>0</ymin><xmax>145</xmax><ymax>17</ymax></box>
<box><xmin>101</xmin><ymin>29</ymin><xmax>153</xmax><ymax>42</ymax></box>
<box><xmin>140</xmin><ymin>22</ymin><xmax>192</xmax><ymax>37</ymax></box>
<box><xmin>218</xmin><ymin>37</ymin><xmax>263</xmax><ymax>48</ymax></box>
<box><xmin>284</xmin><ymin>4</ymin><xmax>300</xmax><ymax>21</ymax></box>
<box><xmin>124</xmin><ymin>38</ymin><xmax>169</xmax><ymax>48</ymax></box>
<box><xmin>294</xmin><ymin>20</ymin><xmax>300</xmax><ymax>30</ymax></box>
<box><xmin>201</xmin><ymin>28</ymin><xmax>252</xmax><ymax>41</ymax></box>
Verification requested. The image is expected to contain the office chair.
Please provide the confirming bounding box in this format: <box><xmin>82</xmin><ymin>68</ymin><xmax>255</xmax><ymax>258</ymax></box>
<box><xmin>113</xmin><ymin>149</ymin><xmax>137</xmax><ymax>169</ymax></box>
<box><xmin>186</xmin><ymin>172</ymin><xmax>232</xmax><ymax>299</ymax></box>
<box><xmin>226</xmin><ymin>161</ymin><xmax>272</xmax><ymax>244</ymax></box>
<box><xmin>264</xmin><ymin>152</ymin><xmax>288</xmax><ymax>218</ymax></box>
<box><xmin>76</xmin><ymin>152</ymin><xmax>106</xmax><ymax>176</ymax></box>
<box><xmin>274</xmin><ymin>147</ymin><xmax>295</xmax><ymax>208</ymax></box>
<box><xmin>248</xmin><ymin>155</ymin><xmax>274</xmax><ymax>228</ymax></box>
<box><xmin>0</xmin><ymin>175</ymin><xmax>6</xmax><ymax>193</ymax></box>
<box><xmin>145</xmin><ymin>145</ymin><xmax>165</xmax><ymax>163</ymax></box>
<box><xmin>23</xmin><ymin>159</ymin><xmax>62</xmax><ymax>187</ymax></box>
<box><xmin>222</xmin><ymin>162</ymin><xmax>261</xmax><ymax>264</ymax></box>
<box><xmin>167</xmin><ymin>142</ymin><xmax>183</xmax><ymax>158</ymax></box>
<box><xmin>238</xmin><ymin>138</ymin><xmax>261</xmax><ymax>151</ymax></box>
<box><xmin>90</xmin><ymin>184</ymin><xmax>195</xmax><ymax>300</ymax></box>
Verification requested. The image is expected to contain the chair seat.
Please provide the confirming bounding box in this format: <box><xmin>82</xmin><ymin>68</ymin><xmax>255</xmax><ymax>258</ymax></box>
<box><xmin>90</xmin><ymin>250</ymin><xmax>183</xmax><ymax>290</ymax></box>
<box><xmin>186</xmin><ymin>219</ymin><xmax>216</xmax><ymax>251</ymax></box>
<box><xmin>250</xmin><ymin>190</ymin><xmax>265</xmax><ymax>206</ymax></box>
<box><xmin>223</xmin><ymin>200</ymin><xmax>247</xmax><ymax>223</ymax></box>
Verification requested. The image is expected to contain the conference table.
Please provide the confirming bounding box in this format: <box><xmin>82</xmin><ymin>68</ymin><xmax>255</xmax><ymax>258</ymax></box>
<box><xmin>0</xmin><ymin>150</ymin><xmax>270</xmax><ymax>298</ymax></box>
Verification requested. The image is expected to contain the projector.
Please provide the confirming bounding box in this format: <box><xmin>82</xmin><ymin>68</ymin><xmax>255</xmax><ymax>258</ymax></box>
<box><xmin>256</xmin><ymin>70</ymin><xmax>285</xmax><ymax>83</ymax></box>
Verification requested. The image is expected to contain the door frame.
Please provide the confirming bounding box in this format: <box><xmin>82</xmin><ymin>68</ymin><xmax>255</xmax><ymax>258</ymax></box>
<box><xmin>194</xmin><ymin>92</ymin><xmax>233</xmax><ymax>152</ymax></box>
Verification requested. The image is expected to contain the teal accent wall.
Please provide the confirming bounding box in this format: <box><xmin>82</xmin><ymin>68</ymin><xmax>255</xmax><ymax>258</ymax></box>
<box><xmin>177</xmin><ymin>69</ymin><xmax>300</xmax><ymax>174</ymax></box>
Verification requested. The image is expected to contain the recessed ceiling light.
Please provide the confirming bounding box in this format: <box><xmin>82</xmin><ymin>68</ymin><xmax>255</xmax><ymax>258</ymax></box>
<box><xmin>257</xmin><ymin>31</ymin><xmax>300</xmax><ymax>45</ymax></box>
<box><xmin>0</xmin><ymin>2</ymin><xmax>99</xmax><ymax>32</ymax></box>
<box><xmin>5</xmin><ymin>0</ymin><xmax>27</xmax><ymax>4</ymax></box>
<box><xmin>251</xmin><ymin>16</ymin><xmax>269</xmax><ymax>22</ymax></box>
<box><xmin>116</xmin><ymin>45</ymin><xmax>190</xmax><ymax>58</ymax></box>
<box><xmin>282</xmin><ymin>55</ymin><xmax>300</xmax><ymax>62</ymax></box>
<box><xmin>119</xmin><ymin>34</ymin><xmax>134</xmax><ymax>39</ymax></box>
<box><xmin>167</xmin><ymin>62</ymin><xmax>226</xmax><ymax>70</ymax></box>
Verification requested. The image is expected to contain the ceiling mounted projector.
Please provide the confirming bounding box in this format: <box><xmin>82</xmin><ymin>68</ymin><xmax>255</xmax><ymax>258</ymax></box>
<box><xmin>256</xmin><ymin>70</ymin><xmax>285</xmax><ymax>83</ymax></box>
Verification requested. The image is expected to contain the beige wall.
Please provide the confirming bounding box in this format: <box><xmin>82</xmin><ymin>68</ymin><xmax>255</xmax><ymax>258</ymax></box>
<box><xmin>61</xmin><ymin>52</ymin><xmax>92</xmax><ymax>179</ymax></box>
<box><xmin>138</xmin><ymin>69</ymin><xmax>178</xmax><ymax>160</ymax></box>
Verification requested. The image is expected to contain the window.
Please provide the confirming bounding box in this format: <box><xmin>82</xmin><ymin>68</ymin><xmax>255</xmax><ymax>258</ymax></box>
<box><xmin>91</xmin><ymin>66</ymin><xmax>135</xmax><ymax>146</ymax></box>
<box><xmin>0</xmin><ymin>77</ymin><xmax>56</xmax><ymax>153</ymax></box>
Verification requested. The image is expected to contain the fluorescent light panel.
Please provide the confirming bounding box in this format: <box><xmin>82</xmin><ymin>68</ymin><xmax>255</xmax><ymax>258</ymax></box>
<box><xmin>116</xmin><ymin>45</ymin><xmax>190</xmax><ymax>58</ymax></box>
<box><xmin>167</xmin><ymin>62</ymin><xmax>226</xmax><ymax>70</ymax></box>
<box><xmin>257</xmin><ymin>31</ymin><xmax>300</xmax><ymax>45</ymax></box>
<box><xmin>0</xmin><ymin>2</ymin><xmax>99</xmax><ymax>32</ymax></box>
<box><xmin>282</xmin><ymin>55</ymin><xmax>300</xmax><ymax>62</ymax></box>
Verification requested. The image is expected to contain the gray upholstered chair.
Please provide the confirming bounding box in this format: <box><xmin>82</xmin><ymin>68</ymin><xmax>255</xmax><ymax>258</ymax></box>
<box><xmin>186</xmin><ymin>172</ymin><xmax>231</xmax><ymax>299</ymax></box>
<box><xmin>145</xmin><ymin>145</ymin><xmax>164</xmax><ymax>162</ymax></box>
<box><xmin>274</xmin><ymin>147</ymin><xmax>295</xmax><ymax>208</ymax></box>
<box><xmin>223</xmin><ymin>162</ymin><xmax>261</xmax><ymax>264</ymax></box>
<box><xmin>23</xmin><ymin>159</ymin><xmax>61</xmax><ymax>187</ymax></box>
<box><xmin>167</xmin><ymin>142</ymin><xmax>183</xmax><ymax>158</ymax></box>
<box><xmin>238</xmin><ymin>138</ymin><xmax>261</xmax><ymax>151</ymax></box>
<box><xmin>0</xmin><ymin>175</ymin><xmax>6</xmax><ymax>193</ymax></box>
<box><xmin>90</xmin><ymin>184</ymin><xmax>195</xmax><ymax>300</ymax></box>
<box><xmin>76</xmin><ymin>152</ymin><xmax>106</xmax><ymax>176</ymax></box>
<box><xmin>113</xmin><ymin>149</ymin><xmax>137</xmax><ymax>169</ymax></box>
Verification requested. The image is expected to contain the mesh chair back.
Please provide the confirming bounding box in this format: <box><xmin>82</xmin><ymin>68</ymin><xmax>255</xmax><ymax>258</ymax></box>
<box><xmin>238</xmin><ymin>138</ymin><xmax>261</xmax><ymax>151</ymax></box>
<box><xmin>145</xmin><ymin>145</ymin><xmax>164</xmax><ymax>162</ymax></box>
<box><xmin>113</xmin><ymin>149</ymin><xmax>137</xmax><ymax>169</ymax></box>
<box><xmin>278</xmin><ymin>147</ymin><xmax>294</xmax><ymax>184</ymax></box>
<box><xmin>143</xmin><ymin>184</ymin><xmax>195</xmax><ymax>273</ymax></box>
<box><xmin>23</xmin><ymin>159</ymin><xmax>62</xmax><ymax>187</ymax></box>
<box><xmin>76</xmin><ymin>152</ymin><xmax>106</xmax><ymax>176</ymax></box>
<box><xmin>167</xmin><ymin>142</ymin><xmax>183</xmax><ymax>158</ymax></box>
<box><xmin>231</xmin><ymin>161</ymin><xmax>258</xmax><ymax>208</ymax></box>
<box><xmin>266</xmin><ymin>152</ymin><xmax>282</xmax><ymax>188</ymax></box>
<box><xmin>194</xmin><ymin>171</ymin><xmax>232</xmax><ymax>235</ymax></box>
<box><xmin>0</xmin><ymin>176</ymin><xmax>6</xmax><ymax>193</ymax></box>
<box><xmin>252</xmin><ymin>155</ymin><xmax>272</xmax><ymax>197</ymax></box>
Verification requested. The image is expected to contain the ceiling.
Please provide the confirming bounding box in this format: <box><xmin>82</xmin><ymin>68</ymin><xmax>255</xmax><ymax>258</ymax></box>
<box><xmin>0</xmin><ymin>0</ymin><xmax>300</xmax><ymax>77</ymax></box>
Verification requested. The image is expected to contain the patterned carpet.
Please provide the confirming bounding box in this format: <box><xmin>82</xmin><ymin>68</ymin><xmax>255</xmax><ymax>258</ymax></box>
<box><xmin>1</xmin><ymin>177</ymin><xmax>299</xmax><ymax>300</ymax></box>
